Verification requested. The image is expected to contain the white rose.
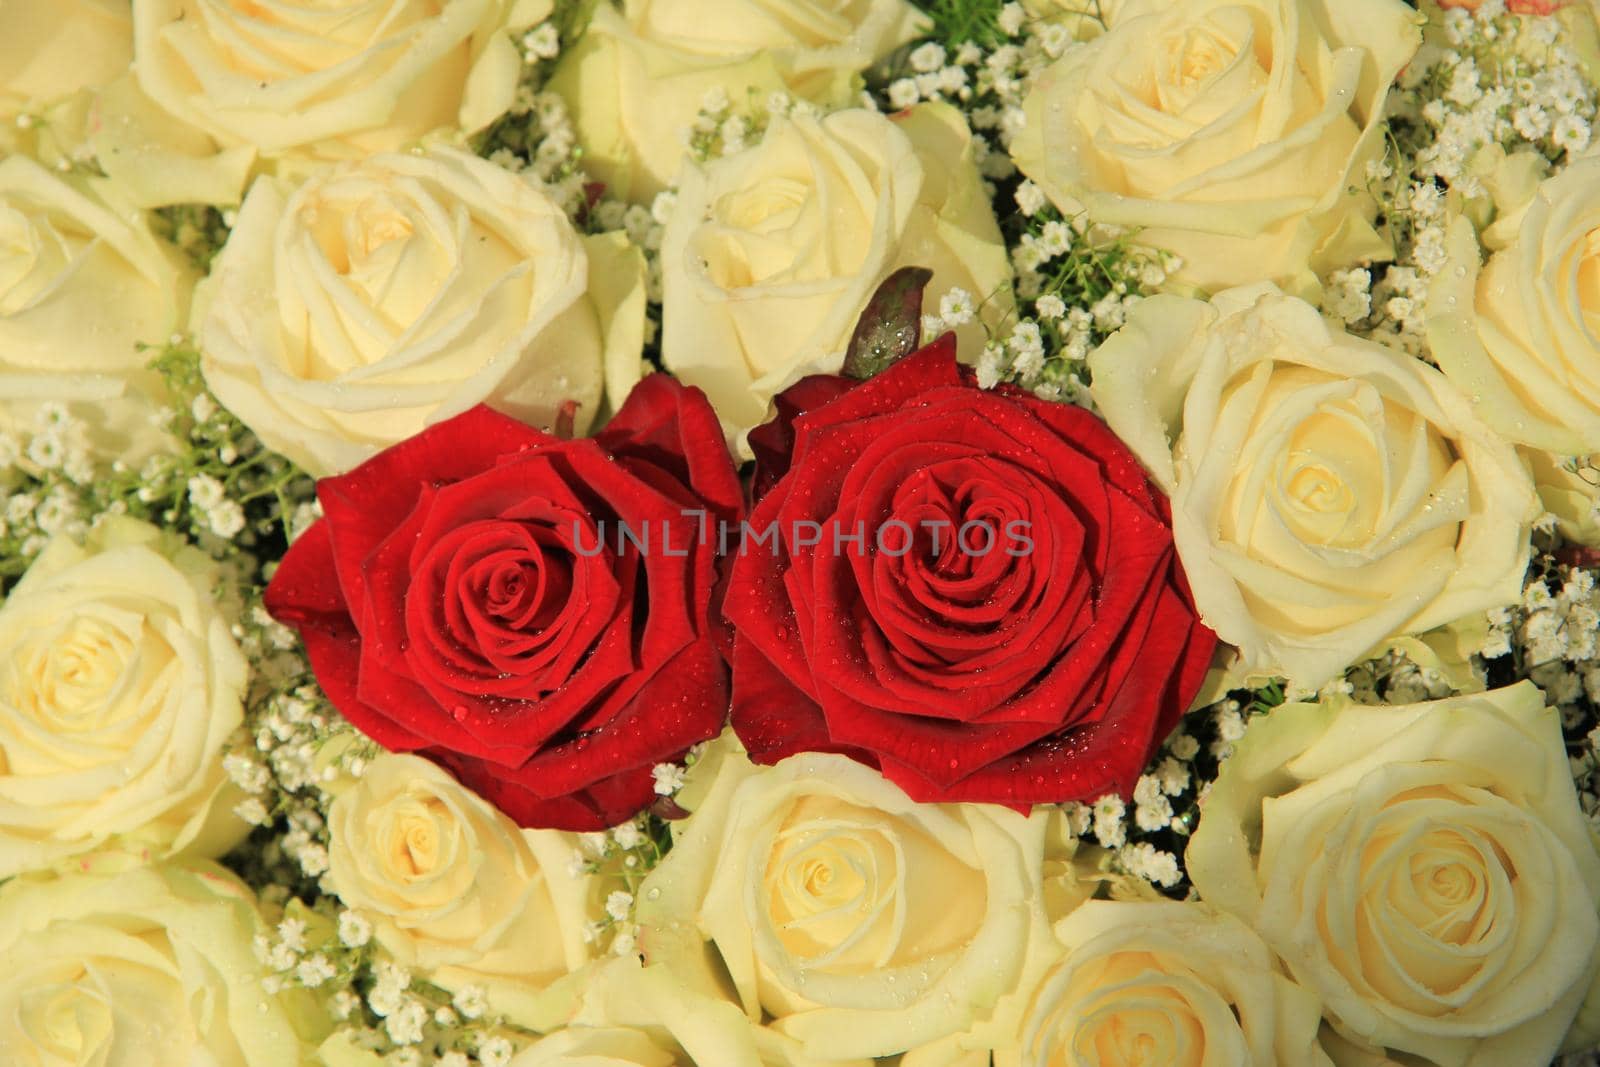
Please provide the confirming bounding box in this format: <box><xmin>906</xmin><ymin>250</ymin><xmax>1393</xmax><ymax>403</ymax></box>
<box><xmin>636</xmin><ymin>736</ymin><xmax>1053</xmax><ymax>1061</ymax></box>
<box><xmin>131</xmin><ymin>0</ymin><xmax>546</xmax><ymax>165</ymax></box>
<box><xmin>996</xmin><ymin>901</ymin><xmax>1332</xmax><ymax>1067</ymax></box>
<box><xmin>1523</xmin><ymin>449</ymin><xmax>1600</xmax><ymax>548</ymax></box>
<box><xmin>548</xmin><ymin>0</ymin><xmax>928</xmax><ymax>203</ymax></box>
<box><xmin>0</xmin><ymin>861</ymin><xmax>327</xmax><ymax>1066</ymax></box>
<box><xmin>88</xmin><ymin>72</ymin><xmax>260</xmax><ymax>210</ymax></box>
<box><xmin>1088</xmin><ymin>283</ymin><xmax>1535</xmax><ymax>690</ymax></box>
<box><xmin>512</xmin><ymin>959</ymin><xmax>869</xmax><ymax>1067</ymax></box>
<box><xmin>0</xmin><ymin>0</ymin><xmax>129</xmax><ymax>117</ymax></box>
<box><xmin>1012</xmin><ymin>0</ymin><xmax>1421</xmax><ymax>295</ymax></box>
<box><xmin>0</xmin><ymin>0</ymin><xmax>130</xmax><ymax>162</ymax></box>
<box><xmin>1187</xmin><ymin>683</ymin><xmax>1600</xmax><ymax>1065</ymax></box>
<box><xmin>0</xmin><ymin>155</ymin><xmax>188</xmax><ymax>462</ymax></box>
<box><xmin>198</xmin><ymin>145</ymin><xmax>646</xmax><ymax>477</ymax></box>
<box><xmin>1019</xmin><ymin>0</ymin><xmax>1129</xmax><ymax>40</ymax></box>
<box><xmin>0</xmin><ymin>517</ymin><xmax>248</xmax><ymax>880</ymax></box>
<box><xmin>327</xmin><ymin>753</ymin><xmax>603</xmax><ymax>1030</ymax></box>
<box><xmin>1430</xmin><ymin>160</ymin><xmax>1600</xmax><ymax>456</ymax></box>
<box><xmin>660</xmin><ymin>103</ymin><xmax>1013</xmax><ymax>442</ymax></box>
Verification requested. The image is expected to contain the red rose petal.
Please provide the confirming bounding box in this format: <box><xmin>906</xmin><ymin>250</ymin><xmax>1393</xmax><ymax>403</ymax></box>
<box><xmin>513</xmin><ymin>636</ymin><xmax>730</xmax><ymax>797</ymax></box>
<box><xmin>433</xmin><ymin>753</ymin><xmax>660</xmax><ymax>832</ymax></box>
<box><xmin>600</xmin><ymin>373</ymin><xmax>743</xmax><ymax>529</ymax></box>
<box><xmin>319</xmin><ymin>406</ymin><xmax>550</xmax><ymax>615</ymax></box>
<box><xmin>884</xmin><ymin>582</ymin><xmax>1214</xmax><ymax>807</ymax></box>
<box><xmin>266</xmin><ymin>523</ymin><xmax>429</xmax><ymax>752</ymax></box>
<box><xmin>750</xmin><ymin>374</ymin><xmax>858</xmax><ymax>503</ymax></box>
<box><xmin>727</xmin><ymin>337</ymin><xmax>1215</xmax><ymax>808</ymax></box>
<box><xmin>729</xmin><ymin>635</ymin><xmax>878</xmax><ymax>768</ymax></box>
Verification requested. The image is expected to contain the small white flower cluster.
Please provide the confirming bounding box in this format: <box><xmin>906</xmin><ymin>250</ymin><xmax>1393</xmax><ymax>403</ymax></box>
<box><xmin>248</xmin><ymin>893</ymin><xmax>515</xmax><ymax>1067</ymax></box>
<box><xmin>321</xmin><ymin>954</ymin><xmax>527</xmax><ymax>1067</ymax></box>
<box><xmin>256</xmin><ymin>909</ymin><xmax>343</xmax><ymax>995</ymax></box>
<box><xmin>474</xmin><ymin>9</ymin><xmax>604</xmax><ymax>224</ymax></box>
<box><xmin>1421</xmin><ymin>3</ymin><xmax>1595</xmax><ymax>177</ymax></box>
<box><xmin>592</xmin><ymin>192</ymin><xmax>669</xmax><ymax>334</ymax></box>
<box><xmin>518</xmin><ymin>20</ymin><xmax>561</xmax><ymax>64</ymax></box>
<box><xmin>685</xmin><ymin>87</ymin><xmax>809</xmax><ymax>163</ymax></box>
<box><xmin>225</xmin><ymin>674</ymin><xmax>382</xmax><ymax>892</ymax></box>
<box><xmin>1335</xmin><ymin>160</ymin><xmax>1448</xmax><ymax>355</ymax></box>
<box><xmin>483</xmin><ymin>91</ymin><xmax>592</xmax><ymax>221</ymax></box>
<box><xmin>1367</xmin><ymin>262</ymin><xmax>1434</xmax><ymax>357</ymax></box>
<box><xmin>0</xmin><ymin>352</ymin><xmax>317</xmax><ymax>636</ymax></box>
<box><xmin>1058</xmin><ymin>705</ymin><xmax>1224</xmax><ymax>896</ymax></box>
<box><xmin>650</xmin><ymin>761</ymin><xmax>686</xmax><ymax>797</ymax></box>
<box><xmin>0</xmin><ymin>403</ymin><xmax>115</xmax><ymax>564</ymax></box>
<box><xmin>1342</xmin><ymin>648</ymin><xmax>1456</xmax><ymax>708</ymax></box>
<box><xmin>1117</xmin><ymin>841</ymin><xmax>1182</xmax><ymax>889</ymax></box>
<box><xmin>186</xmin><ymin>471</ymin><xmax>246</xmax><ymax>539</ymax></box>
<box><xmin>977</xmin><ymin>209</ymin><xmax>1177</xmax><ymax>403</ymax></box>
<box><xmin>880</xmin><ymin>4</ymin><xmax>1083</xmax><ymax>186</ymax></box>
<box><xmin>1483</xmin><ymin>558</ymin><xmax>1600</xmax><ymax>682</ymax></box>
<box><xmin>1355</xmin><ymin>0</ymin><xmax>1598</xmax><ymax>358</ymax></box>
<box><xmin>1061</xmin><ymin>792</ymin><xmax>1184</xmax><ymax>890</ymax></box>
<box><xmin>921</xmin><ymin>286</ymin><xmax>979</xmax><ymax>338</ymax></box>
<box><xmin>1472</xmin><ymin>552</ymin><xmax>1600</xmax><ymax>840</ymax></box>
<box><xmin>569</xmin><ymin>805</ymin><xmax>673</xmax><ymax>958</ymax></box>
<box><xmin>1321</xmin><ymin>267</ymin><xmax>1374</xmax><ymax>328</ymax></box>
<box><xmin>0</xmin><ymin>401</ymin><xmax>97</xmax><ymax>487</ymax></box>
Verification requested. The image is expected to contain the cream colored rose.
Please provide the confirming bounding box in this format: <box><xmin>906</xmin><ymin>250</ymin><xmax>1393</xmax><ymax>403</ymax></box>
<box><xmin>131</xmin><ymin>0</ymin><xmax>546</xmax><ymax>165</ymax></box>
<box><xmin>1088</xmin><ymin>283</ymin><xmax>1534</xmax><ymax>690</ymax></box>
<box><xmin>509</xmin><ymin>959</ymin><xmax>868</xmax><ymax>1067</ymax></box>
<box><xmin>661</xmin><ymin>103</ymin><xmax>1013</xmax><ymax>441</ymax></box>
<box><xmin>88</xmin><ymin>72</ymin><xmax>260</xmax><ymax>210</ymax></box>
<box><xmin>636</xmin><ymin>736</ymin><xmax>1053</xmax><ymax>1061</ymax></box>
<box><xmin>327</xmin><ymin>753</ymin><xmax>601</xmax><ymax>1029</ymax></box>
<box><xmin>1187</xmin><ymin>683</ymin><xmax>1600</xmax><ymax>1065</ymax></box>
<box><xmin>548</xmin><ymin>0</ymin><xmax>927</xmax><ymax>203</ymax></box>
<box><xmin>0</xmin><ymin>0</ymin><xmax>130</xmax><ymax>161</ymax></box>
<box><xmin>994</xmin><ymin>901</ymin><xmax>1331</xmax><ymax>1067</ymax></box>
<box><xmin>1523</xmin><ymin>449</ymin><xmax>1600</xmax><ymax>548</ymax></box>
<box><xmin>0</xmin><ymin>861</ymin><xmax>326</xmax><ymax>1066</ymax></box>
<box><xmin>0</xmin><ymin>517</ymin><xmax>248</xmax><ymax>880</ymax></box>
<box><xmin>198</xmin><ymin>145</ymin><xmax>646</xmax><ymax>477</ymax></box>
<box><xmin>1430</xmin><ymin>161</ymin><xmax>1600</xmax><ymax>457</ymax></box>
<box><xmin>1012</xmin><ymin>0</ymin><xmax>1421</xmax><ymax>295</ymax></box>
<box><xmin>0</xmin><ymin>0</ymin><xmax>129</xmax><ymax>118</ymax></box>
<box><xmin>1020</xmin><ymin>0</ymin><xmax>1128</xmax><ymax>40</ymax></box>
<box><xmin>0</xmin><ymin>155</ymin><xmax>189</xmax><ymax>462</ymax></box>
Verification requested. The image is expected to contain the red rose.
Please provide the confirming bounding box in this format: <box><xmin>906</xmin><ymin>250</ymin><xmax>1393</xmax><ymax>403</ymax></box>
<box><xmin>265</xmin><ymin>376</ymin><xmax>742</xmax><ymax>830</ymax></box>
<box><xmin>724</xmin><ymin>336</ymin><xmax>1216</xmax><ymax>807</ymax></box>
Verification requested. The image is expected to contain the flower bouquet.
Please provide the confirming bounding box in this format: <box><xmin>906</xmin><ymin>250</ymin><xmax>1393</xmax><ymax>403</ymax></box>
<box><xmin>4</xmin><ymin>0</ymin><xmax>1600</xmax><ymax>1064</ymax></box>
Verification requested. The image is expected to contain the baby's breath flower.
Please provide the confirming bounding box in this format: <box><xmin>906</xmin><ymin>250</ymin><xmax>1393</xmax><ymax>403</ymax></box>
<box><xmin>338</xmin><ymin>909</ymin><xmax>373</xmax><ymax>949</ymax></box>
<box><xmin>651</xmin><ymin>763</ymin><xmax>685</xmax><ymax>796</ymax></box>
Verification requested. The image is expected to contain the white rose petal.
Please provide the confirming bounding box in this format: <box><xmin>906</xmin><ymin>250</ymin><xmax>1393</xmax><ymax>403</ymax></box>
<box><xmin>1188</xmin><ymin>683</ymin><xmax>1600</xmax><ymax>1064</ymax></box>
<box><xmin>0</xmin><ymin>517</ymin><xmax>249</xmax><ymax>878</ymax></box>
<box><xmin>326</xmin><ymin>753</ymin><xmax>604</xmax><ymax>1031</ymax></box>
<box><xmin>198</xmin><ymin>146</ymin><xmax>646</xmax><ymax>477</ymax></box>
<box><xmin>131</xmin><ymin>0</ymin><xmax>540</xmax><ymax>164</ymax></box>
<box><xmin>0</xmin><ymin>862</ymin><xmax>321</xmax><ymax>1065</ymax></box>
<box><xmin>994</xmin><ymin>901</ymin><xmax>1332</xmax><ymax>1067</ymax></box>
<box><xmin>1012</xmin><ymin>0</ymin><xmax>1423</xmax><ymax>294</ymax></box>
<box><xmin>547</xmin><ymin>0</ymin><xmax>928</xmax><ymax>203</ymax></box>
<box><xmin>660</xmin><ymin>104</ymin><xmax>1013</xmax><ymax>445</ymax></box>
<box><xmin>636</xmin><ymin>735</ymin><xmax>1054</xmax><ymax>1061</ymax></box>
<box><xmin>0</xmin><ymin>157</ymin><xmax>187</xmax><ymax>462</ymax></box>
<box><xmin>1089</xmin><ymin>284</ymin><xmax>1535</xmax><ymax>690</ymax></box>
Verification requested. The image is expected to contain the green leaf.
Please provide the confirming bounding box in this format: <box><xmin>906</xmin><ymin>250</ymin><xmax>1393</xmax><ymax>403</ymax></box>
<box><xmin>841</xmin><ymin>266</ymin><xmax>934</xmax><ymax>380</ymax></box>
